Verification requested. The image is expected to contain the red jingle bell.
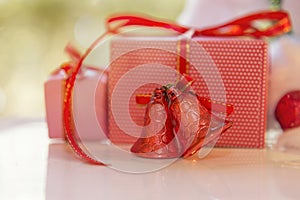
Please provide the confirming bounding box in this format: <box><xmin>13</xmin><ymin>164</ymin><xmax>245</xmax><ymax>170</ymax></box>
<box><xmin>165</xmin><ymin>85</ymin><xmax>232</xmax><ymax>158</ymax></box>
<box><xmin>131</xmin><ymin>77</ymin><xmax>233</xmax><ymax>159</ymax></box>
<box><xmin>130</xmin><ymin>88</ymin><xmax>181</xmax><ymax>158</ymax></box>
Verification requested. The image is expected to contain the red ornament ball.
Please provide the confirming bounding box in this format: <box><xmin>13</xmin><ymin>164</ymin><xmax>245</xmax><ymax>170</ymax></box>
<box><xmin>275</xmin><ymin>91</ymin><xmax>300</xmax><ymax>130</ymax></box>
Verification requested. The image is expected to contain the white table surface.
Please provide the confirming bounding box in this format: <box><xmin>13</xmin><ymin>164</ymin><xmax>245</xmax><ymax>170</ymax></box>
<box><xmin>1</xmin><ymin>119</ymin><xmax>300</xmax><ymax>200</ymax></box>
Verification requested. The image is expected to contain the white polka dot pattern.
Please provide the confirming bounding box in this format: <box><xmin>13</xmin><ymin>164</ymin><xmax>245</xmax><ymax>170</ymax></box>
<box><xmin>108</xmin><ymin>37</ymin><xmax>268</xmax><ymax>148</ymax></box>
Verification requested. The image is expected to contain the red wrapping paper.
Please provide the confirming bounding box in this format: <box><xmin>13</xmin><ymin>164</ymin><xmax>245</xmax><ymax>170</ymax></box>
<box><xmin>108</xmin><ymin>37</ymin><xmax>268</xmax><ymax>148</ymax></box>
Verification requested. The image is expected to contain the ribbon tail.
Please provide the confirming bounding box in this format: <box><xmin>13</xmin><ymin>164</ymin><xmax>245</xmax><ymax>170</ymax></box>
<box><xmin>63</xmin><ymin>76</ymin><xmax>107</xmax><ymax>166</ymax></box>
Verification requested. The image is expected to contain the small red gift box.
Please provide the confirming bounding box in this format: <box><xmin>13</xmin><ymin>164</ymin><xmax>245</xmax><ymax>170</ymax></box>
<box><xmin>108</xmin><ymin>36</ymin><xmax>268</xmax><ymax>148</ymax></box>
<box><xmin>44</xmin><ymin>66</ymin><xmax>108</xmax><ymax>140</ymax></box>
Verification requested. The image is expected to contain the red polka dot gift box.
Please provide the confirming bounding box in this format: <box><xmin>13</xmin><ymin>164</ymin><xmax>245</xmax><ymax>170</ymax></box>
<box><xmin>108</xmin><ymin>36</ymin><xmax>268</xmax><ymax>148</ymax></box>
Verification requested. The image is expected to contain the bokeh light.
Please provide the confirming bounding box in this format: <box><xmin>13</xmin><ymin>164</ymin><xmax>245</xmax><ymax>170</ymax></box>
<box><xmin>0</xmin><ymin>0</ymin><xmax>185</xmax><ymax>118</ymax></box>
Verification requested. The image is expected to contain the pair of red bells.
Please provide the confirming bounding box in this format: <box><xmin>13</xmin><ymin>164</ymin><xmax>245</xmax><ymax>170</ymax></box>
<box><xmin>130</xmin><ymin>76</ymin><xmax>233</xmax><ymax>159</ymax></box>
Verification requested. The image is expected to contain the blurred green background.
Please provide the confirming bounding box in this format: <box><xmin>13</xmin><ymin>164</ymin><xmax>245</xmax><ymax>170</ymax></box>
<box><xmin>0</xmin><ymin>0</ymin><xmax>185</xmax><ymax>118</ymax></box>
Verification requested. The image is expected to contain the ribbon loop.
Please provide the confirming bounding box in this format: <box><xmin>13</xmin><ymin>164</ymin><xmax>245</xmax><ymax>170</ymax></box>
<box><xmin>196</xmin><ymin>10</ymin><xmax>292</xmax><ymax>37</ymax></box>
<box><xmin>107</xmin><ymin>15</ymin><xmax>188</xmax><ymax>34</ymax></box>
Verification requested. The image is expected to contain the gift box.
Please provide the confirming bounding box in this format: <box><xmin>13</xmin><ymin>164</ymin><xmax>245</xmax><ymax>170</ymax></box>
<box><xmin>44</xmin><ymin>67</ymin><xmax>108</xmax><ymax>140</ymax></box>
<box><xmin>108</xmin><ymin>36</ymin><xmax>268</xmax><ymax>148</ymax></box>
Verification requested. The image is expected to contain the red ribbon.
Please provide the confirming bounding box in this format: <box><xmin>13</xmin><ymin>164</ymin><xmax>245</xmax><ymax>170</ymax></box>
<box><xmin>59</xmin><ymin>44</ymin><xmax>107</xmax><ymax>165</ymax></box>
<box><xmin>107</xmin><ymin>11</ymin><xmax>291</xmax><ymax>38</ymax></box>
<box><xmin>62</xmin><ymin>11</ymin><xmax>291</xmax><ymax>165</ymax></box>
<box><xmin>135</xmin><ymin>82</ymin><xmax>234</xmax><ymax>117</ymax></box>
<box><xmin>136</xmin><ymin>95</ymin><xmax>234</xmax><ymax>116</ymax></box>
